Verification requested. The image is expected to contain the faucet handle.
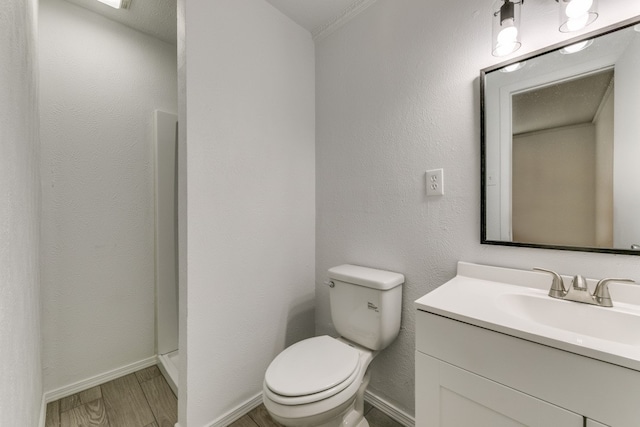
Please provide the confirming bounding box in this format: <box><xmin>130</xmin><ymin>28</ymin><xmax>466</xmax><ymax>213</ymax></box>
<box><xmin>534</xmin><ymin>268</ymin><xmax>566</xmax><ymax>299</ymax></box>
<box><xmin>593</xmin><ymin>278</ymin><xmax>636</xmax><ymax>307</ymax></box>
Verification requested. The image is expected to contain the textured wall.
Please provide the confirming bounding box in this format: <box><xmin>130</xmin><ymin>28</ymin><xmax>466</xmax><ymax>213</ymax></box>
<box><xmin>0</xmin><ymin>0</ymin><xmax>42</xmax><ymax>425</ymax></box>
<box><xmin>316</xmin><ymin>0</ymin><xmax>640</xmax><ymax>415</ymax></box>
<box><xmin>613</xmin><ymin>35</ymin><xmax>640</xmax><ymax>248</ymax></box>
<box><xmin>181</xmin><ymin>1</ymin><xmax>315</xmax><ymax>425</ymax></box>
<box><xmin>176</xmin><ymin>0</ymin><xmax>187</xmax><ymax>424</ymax></box>
<box><xmin>39</xmin><ymin>0</ymin><xmax>177</xmax><ymax>393</ymax></box>
<box><xmin>512</xmin><ymin>125</ymin><xmax>595</xmax><ymax>246</ymax></box>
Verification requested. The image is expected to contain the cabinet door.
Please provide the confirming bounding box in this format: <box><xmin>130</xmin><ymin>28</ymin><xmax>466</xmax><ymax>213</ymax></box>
<box><xmin>586</xmin><ymin>420</ymin><xmax>609</xmax><ymax>427</ymax></box>
<box><xmin>416</xmin><ymin>352</ymin><xmax>583</xmax><ymax>427</ymax></box>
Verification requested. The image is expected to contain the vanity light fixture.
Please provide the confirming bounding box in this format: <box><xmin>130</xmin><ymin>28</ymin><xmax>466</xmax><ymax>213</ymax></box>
<box><xmin>492</xmin><ymin>0</ymin><xmax>523</xmax><ymax>57</ymax></box>
<box><xmin>97</xmin><ymin>0</ymin><xmax>131</xmax><ymax>9</ymax></box>
<box><xmin>560</xmin><ymin>39</ymin><xmax>593</xmax><ymax>54</ymax></box>
<box><xmin>556</xmin><ymin>0</ymin><xmax>598</xmax><ymax>32</ymax></box>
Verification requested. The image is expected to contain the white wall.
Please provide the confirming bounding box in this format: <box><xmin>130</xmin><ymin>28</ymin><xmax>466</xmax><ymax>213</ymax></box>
<box><xmin>316</xmin><ymin>0</ymin><xmax>640</xmax><ymax>416</ymax></box>
<box><xmin>0</xmin><ymin>0</ymin><xmax>42</xmax><ymax>425</ymax></box>
<box><xmin>512</xmin><ymin>124</ymin><xmax>596</xmax><ymax>247</ymax></box>
<box><xmin>180</xmin><ymin>1</ymin><xmax>315</xmax><ymax>425</ymax></box>
<box><xmin>39</xmin><ymin>0</ymin><xmax>177</xmax><ymax>393</ymax></box>
<box><xmin>613</xmin><ymin>35</ymin><xmax>640</xmax><ymax>249</ymax></box>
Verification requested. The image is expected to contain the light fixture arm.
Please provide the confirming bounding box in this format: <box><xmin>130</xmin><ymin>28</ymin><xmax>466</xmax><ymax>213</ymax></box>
<box><xmin>494</xmin><ymin>0</ymin><xmax>524</xmax><ymax>20</ymax></box>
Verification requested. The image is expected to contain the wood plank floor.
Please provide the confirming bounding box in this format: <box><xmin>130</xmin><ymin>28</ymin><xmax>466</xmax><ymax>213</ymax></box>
<box><xmin>46</xmin><ymin>365</ymin><xmax>403</xmax><ymax>427</ymax></box>
<box><xmin>230</xmin><ymin>402</ymin><xmax>404</xmax><ymax>427</ymax></box>
<box><xmin>45</xmin><ymin>365</ymin><xmax>175</xmax><ymax>427</ymax></box>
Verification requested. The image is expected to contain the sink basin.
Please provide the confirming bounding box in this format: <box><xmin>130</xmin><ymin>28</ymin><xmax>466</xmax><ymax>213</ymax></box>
<box><xmin>498</xmin><ymin>293</ymin><xmax>640</xmax><ymax>346</ymax></box>
<box><xmin>415</xmin><ymin>261</ymin><xmax>640</xmax><ymax>371</ymax></box>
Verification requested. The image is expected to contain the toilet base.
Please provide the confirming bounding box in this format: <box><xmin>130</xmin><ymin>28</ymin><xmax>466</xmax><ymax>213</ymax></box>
<box><xmin>267</xmin><ymin>398</ymin><xmax>368</xmax><ymax>427</ymax></box>
<box><xmin>265</xmin><ymin>369</ymin><xmax>372</xmax><ymax>427</ymax></box>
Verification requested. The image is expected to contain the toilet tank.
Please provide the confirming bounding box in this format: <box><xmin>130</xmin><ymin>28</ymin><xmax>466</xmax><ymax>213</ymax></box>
<box><xmin>328</xmin><ymin>264</ymin><xmax>404</xmax><ymax>351</ymax></box>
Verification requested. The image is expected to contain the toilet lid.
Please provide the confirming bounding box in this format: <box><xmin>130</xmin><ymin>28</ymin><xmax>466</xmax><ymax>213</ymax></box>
<box><xmin>265</xmin><ymin>336</ymin><xmax>360</xmax><ymax>397</ymax></box>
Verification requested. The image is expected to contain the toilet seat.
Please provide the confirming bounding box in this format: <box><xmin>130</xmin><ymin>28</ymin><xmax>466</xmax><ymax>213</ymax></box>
<box><xmin>264</xmin><ymin>336</ymin><xmax>361</xmax><ymax>405</ymax></box>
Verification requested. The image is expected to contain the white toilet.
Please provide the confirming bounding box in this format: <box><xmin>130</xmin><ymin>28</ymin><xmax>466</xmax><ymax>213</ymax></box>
<box><xmin>263</xmin><ymin>264</ymin><xmax>404</xmax><ymax>427</ymax></box>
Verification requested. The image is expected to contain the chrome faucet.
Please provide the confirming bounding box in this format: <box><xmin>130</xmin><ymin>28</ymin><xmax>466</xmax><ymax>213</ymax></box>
<box><xmin>534</xmin><ymin>268</ymin><xmax>635</xmax><ymax>307</ymax></box>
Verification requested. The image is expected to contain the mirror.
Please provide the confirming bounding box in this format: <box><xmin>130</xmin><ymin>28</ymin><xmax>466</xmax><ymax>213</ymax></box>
<box><xmin>481</xmin><ymin>18</ymin><xmax>640</xmax><ymax>255</ymax></box>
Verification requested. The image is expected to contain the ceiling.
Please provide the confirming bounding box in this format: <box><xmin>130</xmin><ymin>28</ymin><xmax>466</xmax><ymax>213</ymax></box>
<box><xmin>63</xmin><ymin>0</ymin><xmax>177</xmax><ymax>44</ymax></box>
<box><xmin>62</xmin><ymin>0</ymin><xmax>367</xmax><ymax>45</ymax></box>
<box><xmin>264</xmin><ymin>0</ymin><xmax>359</xmax><ymax>33</ymax></box>
<box><xmin>512</xmin><ymin>69</ymin><xmax>614</xmax><ymax>135</ymax></box>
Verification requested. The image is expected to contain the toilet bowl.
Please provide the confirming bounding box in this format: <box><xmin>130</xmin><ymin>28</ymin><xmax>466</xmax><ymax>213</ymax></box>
<box><xmin>263</xmin><ymin>265</ymin><xmax>404</xmax><ymax>427</ymax></box>
<box><xmin>263</xmin><ymin>336</ymin><xmax>375</xmax><ymax>427</ymax></box>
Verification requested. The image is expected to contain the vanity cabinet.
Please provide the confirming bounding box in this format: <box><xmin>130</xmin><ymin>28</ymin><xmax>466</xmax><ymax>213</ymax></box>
<box><xmin>416</xmin><ymin>352</ymin><xmax>582</xmax><ymax>426</ymax></box>
<box><xmin>415</xmin><ymin>310</ymin><xmax>639</xmax><ymax>426</ymax></box>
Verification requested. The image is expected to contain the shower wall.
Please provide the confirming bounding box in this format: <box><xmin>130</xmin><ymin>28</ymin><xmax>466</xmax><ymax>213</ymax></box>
<box><xmin>155</xmin><ymin>110</ymin><xmax>179</xmax><ymax>357</ymax></box>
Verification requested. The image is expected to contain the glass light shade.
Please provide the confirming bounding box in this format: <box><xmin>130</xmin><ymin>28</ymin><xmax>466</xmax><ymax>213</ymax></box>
<box><xmin>97</xmin><ymin>0</ymin><xmax>130</xmax><ymax>9</ymax></box>
<box><xmin>558</xmin><ymin>0</ymin><xmax>598</xmax><ymax>33</ymax></box>
<box><xmin>500</xmin><ymin>61</ymin><xmax>526</xmax><ymax>73</ymax></box>
<box><xmin>559</xmin><ymin>39</ymin><xmax>593</xmax><ymax>54</ymax></box>
<box><xmin>492</xmin><ymin>0</ymin><xmax>522</xmax><ymax>57</ymax></box>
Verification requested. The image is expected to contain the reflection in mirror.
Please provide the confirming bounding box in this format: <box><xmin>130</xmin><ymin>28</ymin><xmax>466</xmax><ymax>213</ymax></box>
<box><xmin>482</xmin><ymin>18</ymin><xmax>640</xmax><ymax>254</ymax></box>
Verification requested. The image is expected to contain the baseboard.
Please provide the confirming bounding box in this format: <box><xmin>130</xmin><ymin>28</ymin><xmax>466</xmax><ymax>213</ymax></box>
<box><xmin>42</xmin><ymin>355</ymin><xmax>158</xmax><ymax>404</ymax></box>
<box><xmin>206</xmin><ymin>392</ymin><xmax>263</xmax><ymax>427</ymax></box>
<box><xmin>157</xmin><ymin>352</ymin><xmax>178</xmax><ymax>396</ymax></box>
<box><xmin>197</xmin><ymin>389</ymin><xmax>413</xmax><ymax>427</ymax></box>
<box><xmin>365</xmin><ymin>390</ymin><xmax>415</xmax><ymax>427</ymax></box>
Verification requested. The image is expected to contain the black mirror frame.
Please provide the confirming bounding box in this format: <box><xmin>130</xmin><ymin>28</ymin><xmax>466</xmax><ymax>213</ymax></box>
<box><xmin>480</xmin><ymin>16</ymin><xmax>640</xmax><ymax>256</ymax></box>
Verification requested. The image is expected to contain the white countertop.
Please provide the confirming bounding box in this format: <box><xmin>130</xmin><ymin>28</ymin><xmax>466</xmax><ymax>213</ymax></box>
<box><xmin>415</xmin><ymin>262</ymin><xmax>640</xmax><ymax>372</ymax></box>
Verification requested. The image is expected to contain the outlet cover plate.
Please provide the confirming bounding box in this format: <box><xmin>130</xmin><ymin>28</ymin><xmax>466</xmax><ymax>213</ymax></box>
<box><xmin>426</xmin><ymin>169</ymin><xmax>444</xmax><ymax>196</ymax></box>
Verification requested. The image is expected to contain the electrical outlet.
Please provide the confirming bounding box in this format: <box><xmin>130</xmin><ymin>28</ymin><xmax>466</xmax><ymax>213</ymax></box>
<box><xmin>426</xmin><ymin>169</ymin><xmax>444</xmax><ymax>196</ymax></box>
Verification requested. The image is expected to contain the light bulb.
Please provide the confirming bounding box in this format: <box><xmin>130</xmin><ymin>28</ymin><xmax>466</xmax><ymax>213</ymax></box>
<box><xmin>565</xmin><ymin>0</ymin><xmax>593</xmax><ymax>18</ymax></box>
<box><xmin>558</xmin><ymin>0</ymin><xmax>597</xmax><ymax>32</ymax></box>
<box><xmin>497</xmin><ymin>22</ymin><xmax>518</xmax><ymax>45</ymax></box>
<box><xmin>566</xmin><ymin>14</ymin><xmax>590</xmax><ymax>31</ymax></box>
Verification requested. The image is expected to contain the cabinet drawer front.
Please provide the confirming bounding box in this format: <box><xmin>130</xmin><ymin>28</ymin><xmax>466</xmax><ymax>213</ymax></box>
<box><xmin>416</xmin><ymin>352</ymin><xmax>583</xmax><ymax>427</ymax></box>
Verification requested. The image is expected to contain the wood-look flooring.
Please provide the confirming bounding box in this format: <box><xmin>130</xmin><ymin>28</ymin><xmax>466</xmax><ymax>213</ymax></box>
<box><xmin>45</xmin><ymin>365</ymin><xmax>404</xmax><ymax>427</ymax></box>
<box><xmin>230</xmin><ymin>402</ymin><xmax>404</xmax><ymax>427</ymax></box>
<box><xmin>45</xmin><ymin>365</ymin><xmax>176</xmax><ymax>427</ymax></box>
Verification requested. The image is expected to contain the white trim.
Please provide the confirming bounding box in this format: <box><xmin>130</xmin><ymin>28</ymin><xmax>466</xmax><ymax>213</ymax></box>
<box><xmin>158</xmin><ymin>351</ymin><xmax>179</xmax><ymax>396</ymax></box>
<box><xmin>206</xmin><ymin>392</ymin><xmax>264</xmax><ymax>427</ymax></box>
<box><xmin>195</xmin><ymin>389</ymin><xmax>413</xmax><ymax>427</ymax></box>
<box><xmin>312</xmin><ymin>0</ymin><xmax>377</xmax><ymax>42</ymax></box>
<box><xmin>365</xmin><ymin>390</ymin><xmax>415</xmax><ymax>427</ymax></box>
<box><xmin>43</xmin><ymin>356</ymin><xmax>158</xmax><ymax>403</ymax></box>
<box><xmin>38</xmin><ymin>393</ymin><xmax>47</xmax><ymax>427</ymax></box>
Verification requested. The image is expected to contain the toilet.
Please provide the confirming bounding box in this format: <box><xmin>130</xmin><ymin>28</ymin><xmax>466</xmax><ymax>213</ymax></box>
<box><xmin>263</xmin><ymin>264</ymin><xmax>404</xmax><ymax>427</ymax></box>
